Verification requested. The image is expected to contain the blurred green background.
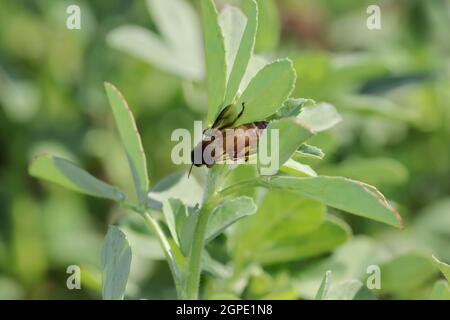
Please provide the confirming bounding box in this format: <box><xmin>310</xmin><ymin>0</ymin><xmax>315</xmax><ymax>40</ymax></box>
<box><xmin>0</xmin><ymin>0</ymin><xmax>449</xmax><ymax>299</ymax></box>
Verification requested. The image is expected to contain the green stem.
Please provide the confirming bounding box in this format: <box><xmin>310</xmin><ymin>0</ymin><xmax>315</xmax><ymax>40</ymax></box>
<box><xmin>218</xmin><ymin>177</ymin><xmax>270</xmax><ymax>197</ymax></box>
<box><xmin>121</xmin><ymin>201</ymin><xmax>183</xmax><ymax>298</ymax></box>
<box><xmin>184</xmin><ymin>202</ymin><xmax>214</xmax><ymax>299</ymax></box>
<box><xmin>184</xmin><ymin>166</ymin><xmax>226</xmax><ymax>299</ymax></box>
<box><xmin>142</xmin><ymin>212</ymin><xmax>182</xmax><ymax>297</ymax></box>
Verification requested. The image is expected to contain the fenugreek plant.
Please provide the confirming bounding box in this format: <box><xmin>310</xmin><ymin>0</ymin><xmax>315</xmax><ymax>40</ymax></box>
<box><xmin>29</xmin><ymin>0</ymin><xmax>407</xmax><ymax>300</ymax></box>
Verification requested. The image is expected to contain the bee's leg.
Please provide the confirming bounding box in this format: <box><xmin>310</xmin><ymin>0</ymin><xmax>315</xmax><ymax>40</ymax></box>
<box><xmin>237</xmin><ymin>102</ymin><xmax>245</xmax><ymax>120</ymax></box>
<box><xmin>244</xmin><ymin>145</ymin><xmax>250</xmax><ymax>163</ymax></box>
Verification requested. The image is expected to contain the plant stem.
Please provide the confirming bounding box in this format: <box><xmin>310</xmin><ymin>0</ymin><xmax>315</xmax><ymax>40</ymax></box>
<box><xmin>184</xmin><ymin>203</ymin><xmax>214</xmax><ymax>299</ymax></box>
<box><xmin>184</xmin><ymin>166</ymin><xmax>225</xmax><ymax>299</ymax></box>
<box><xmin>218</xmin><ymin>177</ymin><xmax>270</xmax><ymax>197</ymax></box>
<box><xmin>142</xmin><ymin>212</ymin><xmax>182</xmax><ymax>295</ymax></box>
<box><xmin>121</xmin><ymin>201</ymin><xmax>183</xmax><ymax>298</ymax></box>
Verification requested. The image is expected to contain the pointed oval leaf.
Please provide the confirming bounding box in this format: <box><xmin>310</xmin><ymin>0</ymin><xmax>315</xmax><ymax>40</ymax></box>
<box><xmin>107</xmin><ymin>26</ymin><xmax>201</xmax><ymax>80</ymax></box>
<box><xmin>223</xmin><ymin>0</ymin><xmax>258</xmax><ymax>105</ymax></box>
<box><xmin>146</xmin><ymin>0</ymin><xmax>204</xmax><ymax>78</ymax></box>
<box><xmin>295</xmin><ymin>144</ymin><xmax>325</xmax><ymax>160</ymax></box>
<box><xmin>235</xmin><ymin>58</ymin><xmax>296</xmax><ymax>126</ymax></box>
<box><xmin>147</xmin><ymin>0</ymin><xmax>201</xmax><ymax>52</ymax></box>
<box><xmin>104</xmin><ymin>83</ymin><xmax>149</xmax><ymax>204</ymax></box>
<box><xmin>268</xmin><ymin>98</ymin><xmax>313</xmax><ymax>120</ymax></box>
<box><xmin>206</xmin><ymin>196</ymin><xmax>257</xmax><ymax>241</ymax></box>
<box><xmin>219</xmin><ymin>6</ymin><xmax>247</xmax><ymax>81</ymax></box>
<box><xmin>101</xmin><ymin>226</ymin><xmax>132</xmax><ymax>300</ymax></box>
<box><xmin>162</xmin><ymin>198</ymin><xmax>198</xmax><ymax>256</ymax></box>
<box><xmin>280</xmin><ymin>159</ymin><xmax>317</xmax><ymax>177</ymax></box>
<box><xmin>29</xmin><ymin>155</ymin><xmax>125</xmax><ymax>201</ymax></box>
<box><xmin>201</xmin><ymin>0</ymin><xmax>227</xmax><ymax>125</ymax></box>
<box><xmin>297</xmin><ymin>103</ymin><xmax>342</xmax><ymax>133</ymax></box>
<box><xmin>269</xmin><ymin>176</ymin><xmax>403</xmax><ymax>228</ymax></box>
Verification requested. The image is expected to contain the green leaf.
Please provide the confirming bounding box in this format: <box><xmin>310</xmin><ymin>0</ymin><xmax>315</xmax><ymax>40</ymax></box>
<box><xmin>258</xmin><ymin>118</ymin><xmax>313</xmax><ymax>174</ymax></box>
<box><xmin>379</xmin><ymin>252</ymin><xmax>438</xmax><ymax>293</ymax></box>
<box><xmin>146</xmin><ymin>0</ymin><xmax>202</xmax><ymax>59</ymax></box>
<box><xmin>104</xmin><ymin>82</ymin><xmax>149</xmax><ymax>204</ymax></box>
<box><xmin>108</xmin><ymin>0</ymin><xmax>203</xmax><ymax>80</ymax></box>
<box><xmin>268</xmin><ymin>98</ymin><xmax>313</xmax><ymax>120</ymax></box>
<box><xmin>239</xmin><ymin>54</ymin><xmax>267</xmax><ymax>93</ymax></box>
<box><xmin>252</xmin><ymin>0</ymin><xmax>279</xmax><ymax>52</ymax></box>
<box><xmin>315</xmin><ymin>271</ymin><xmax>332</xmax><ymax>300</ymax></box>
<box><xmin>101</xmin><ymin>226</ymin><xmax>132</xmax><ymax>300</ymax></box>
<box><xmin>269</xmin><ymin>176</ymin><xmax>403</xmax><ymax>228</ymax></box>
<box><xmin>107</xmin><ymin>26</ymin><xmax>202</xmax><ymax>80</ymax></box>
<box><xmin>223</xmin><ymin>0</ymin><xmax>258</xmax><ymax>105</ymax></box>
<box><xmin>295</xmin><ymin>144</ymin><xmax>325</xmax><ymax>160</ymax></box>
<box><xmin>201</xmin><ymin>0</ymin><xmax>227</xmax><ymax>125</ymax></box>
<box><xmin>251</xmin><ymin>216</ymin><xmax>351</xmax><ymax>265</ymax></box>
<box><xmin>219</xmin><ymin>6</ymin><xmax>246</xmax><ymax>81</ymax></box>
<box><xmin>320</xmin><ymin>157</ymin><xmax>409</xmax><ymax>187</ymax></box>
<box><xmin>432</xmin><ymin>255</ymin><xmax>450</xmax><ymax>284</ymax></box>
<box><xmin>429</xmin><ymin>280</ymin><xmax>450</xmax><ymax>300</ymax></box>
<box><xmin>162</xmin><ymin>199</ymin><xmax>182</xmax><ymax>246</ymax></box>
<box><xmin>151</xmin><ymin>171</ymin><xmax>185</xmax><ymax>193</ymax></box>
<box><xmin>162</xmin><ymin>199</ymin><xmax>198</xmax><ymax>256</ymax></box>
<box><xmin>29</xmin><ymin>155</ymin><xmax>125</xmax><ymax>201</ymax></box>
<box><xmin>148</xmin><ymin>172</ymin><xmax>204</xmax><ymax>208</ymax></box>
<box><xmin>280</xmin><ymin>159</ymin><xmax>317</xmax><ymax>177</ymax></box>
<box><xmin>206</xmin><ymin>196</ymin><xmax>257</xmax><ymax>241</ymax></box>
<box><xmin>297</xmin><ymin>103</ymin><xmax>342</xmax><ymax>133</ymax></box>
<box><xmin>178</xmin><ymin>209</ymin><xmax>198</xmax><ymax>257</ymax></box>
<box><xmin>235</xmin><ymin>58</ymin><xmax>296</xmax><ymax>126</ymax></box>
<box><xmin>230</xmin><ymin>190</ymin><xmax>336</xmax><ymax>265</ymax></box>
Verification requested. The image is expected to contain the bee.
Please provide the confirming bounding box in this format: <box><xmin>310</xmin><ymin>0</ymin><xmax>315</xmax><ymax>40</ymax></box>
<box><xmin>189</xmin><ymin>103</ymin><xmax>268</xmax><ymax>176</ymax></box>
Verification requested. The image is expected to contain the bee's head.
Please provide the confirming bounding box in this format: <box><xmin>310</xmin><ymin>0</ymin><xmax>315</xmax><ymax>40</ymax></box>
<box><xmin>190</xmin><ymin>147</ymin><xmax>203</xmax><ymax>167</ymax></box>
<box><xmin>188</xmin><ymin>146</ymin><xmax>204</xmax><ymax>178</ymax></box>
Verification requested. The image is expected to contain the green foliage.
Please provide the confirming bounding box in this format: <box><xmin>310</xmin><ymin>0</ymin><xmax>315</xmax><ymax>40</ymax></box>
<box><xmin>269</xmin><ymin>176</ymin><xmax>403</xmax><ymax>228</ymax></box>
<box><xmin>105</xmin><ymin>82</ymin><xmax>149</xmax><ymax>204</ymax></box>
<box><xmin>222</xmin><ymin>0</ymin><xmax>258</xmax><ymax>106</ymax></box>
<box><xmin>235</xmin><ymin>59</ymin><xmax>296</xmax><ymax>126</ymax></box>
<box><xmin>29</xmin><ymin>155</ymin><xmax>125</xmax><ymax>201</ymax></box>
<box><xmin>4</xmin><ymin>0</ymin><xmax>446</xmax><ymax>301</ymax></box>
<box><xmin>260</xmin><ymin>118</ymin><xmax>312</xmax><ymax>173</ymax></box>
<box><xmin>101</xmin><ymin>226</ymin><xmax>132</xmax><ymax>300</ymax></box>
<box><xmin>201</xmin><ymin>0</ymin><xmax>227</xmax><ymax>124</ymax></box>
<box><xmin>206</xmin><ymin>196</ymin><xmax>257</xmax><ymax>242</ymax></box>
<box><xmin>107</xmin><ymin>0</ymin><xmax>203</xmax><ymax>80</ymax></box>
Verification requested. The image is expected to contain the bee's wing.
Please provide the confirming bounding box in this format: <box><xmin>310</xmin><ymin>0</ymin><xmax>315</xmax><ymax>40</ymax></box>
<box><xmin>216</xmin><ymin>128</ymin><xmax>260</xmax><ymax>163</ymax></box>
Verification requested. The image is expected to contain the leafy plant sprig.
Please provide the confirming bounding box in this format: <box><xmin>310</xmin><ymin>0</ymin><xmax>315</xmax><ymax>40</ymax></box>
<box><xmin>29</xmin><ymin>0</ymin><xmax>402</xmax><ymax>300</ymax></box>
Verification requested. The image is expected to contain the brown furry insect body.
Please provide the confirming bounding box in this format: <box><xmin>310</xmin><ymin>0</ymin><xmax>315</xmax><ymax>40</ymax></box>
<box><xmin>190</xmin><ymin>103</ymin><xmax>268</xmax><ymax>172</ymax></box>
